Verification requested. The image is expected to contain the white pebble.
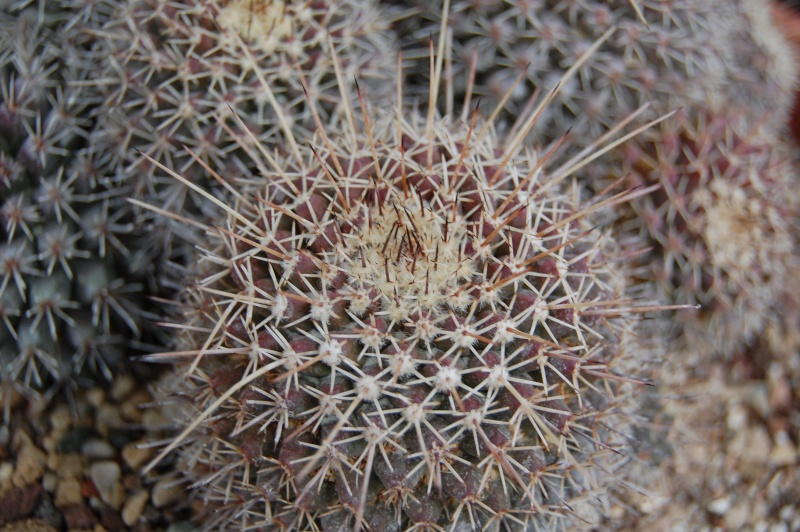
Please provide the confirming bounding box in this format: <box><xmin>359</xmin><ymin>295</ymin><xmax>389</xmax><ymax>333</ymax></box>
<box><xmin>81</xmin><ymin>439</ymin><xmax>117</xmax><ymax>460</ymax></box>
<box><xmin>90</xmin><ymin>461</ymin><xmax>124</xmax><ymax>510</ymax></box>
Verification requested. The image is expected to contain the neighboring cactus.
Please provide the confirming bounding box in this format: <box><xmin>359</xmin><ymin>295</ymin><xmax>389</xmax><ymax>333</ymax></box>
<box><xmin>89</xmin><ymin>0</ymin><xmax>396</xmax><ymax>254</ymax></box>
<box><xmin>393</xmin><ymin>0</ymin><xmax>795</xmax><ymax>140</ymax></box>
<box><xmin>142</xmin><ymin>33</ymin><xmax>661</xmax><ymax>529</ymax></box>
<box><xmin>619</xmin><ymin>105</ymin><xmax>795</xmax><ymax>357</ymax></box>
<box><xmin>0</xmin><ymin>4</ymin><xmax>150</xmax><ymax>401</ymax></box>
<box><xmin>391</xmin><ymin>0</ymin><xmax>799</xmax><ymax>356</ymax></box>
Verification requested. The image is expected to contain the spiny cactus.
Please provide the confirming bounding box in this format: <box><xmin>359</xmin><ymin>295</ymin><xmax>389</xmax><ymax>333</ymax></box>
<box><xmin>618</xmin><ymin>105</ymin><xmax>795</xmax><ymax>357</ymax></box>
<box><xmin>393</xmin><ymin>0</ymin><xmax>795</xmax><ymax>141</ymax></box>
<box><xmin>0</xmin><ymin>3</ymin><xmax>151</xmax><ymax>405</ymax></box>
<box><xmin>391</xmin><ymin>0</ymin><xmax>798</xmax><ymax>356</ymax></box>
<box><xmin>142</xmin><ymin>30</ymin><xmax>666</xmax><ymax>530</ymax></box>
<box><xmin>89</xmin><ymin>0</ymin><xmax>396</xmax><ymax>254</ymax></box>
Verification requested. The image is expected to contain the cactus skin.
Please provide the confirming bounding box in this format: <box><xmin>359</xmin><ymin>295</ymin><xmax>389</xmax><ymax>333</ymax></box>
<box><xmin>0</xmin><ymin>3</ymin><xmax>154</xmax><ymax>402</ymax></box>
<box><xmin>89</xmin><ymin>0</ymin><xmax>396</xmax><ymax>255</ymax></box>
<box><xmin>145</xmin><ymin>37</ymin><xmax>655</xmax><ymax>529</ymax></box>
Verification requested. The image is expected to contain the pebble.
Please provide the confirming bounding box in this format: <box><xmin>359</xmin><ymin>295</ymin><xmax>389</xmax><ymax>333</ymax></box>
<box><xmin>0</xmin><ymin>462</ymin><xmax>13</xmax><ymax>493</ymax></box>
<box><xmin>0</xmin><ymin>485</ymin><xmax>43</xmax><ymax>525</ymax></box>
<box><xmin>121</xmin><ymin>490</ymin><xmax>149</xmax><ymax>527</ymax></box>
<box><xmin>85</xmin><ymin>389</ymin><xmax>106</xmax><ymax>410</ymax></box>
<box><xmin>48</xmin><ymin>407</ymin><xmax>71</xmax><ymax>435</ymax></box>
<box><xmin>725</xmin><ymin>501</ymin><xmax>750</xmax><ymax>529</ymax></box>
<box><xmin>119</xmin><ymin>391</ymin><xmax>151</xmax><ymax>423</ymax></box>
<box><xmin>151</xmin><ymin>478</ymin><xmax>184</xmax><ymax>508</ymax></box>
<box><xmin>99</xmin><ymin>505</ymin><xmax>125</xmax><ymax>530</ymax></box>
<box><xmin>770</xmin><ymin>379</ymin><xmax>792</xmax><ymax>411</ymax></box>
<box><xmin>768</xmin><ymin>432</ymin><xmax>797</xmax><ymax>467</ymax></box>
<box><xmin>727</xmin><ymin>403</ymin><xmax>748</xmax><ymax>431</ymax></box>
<box><xmin>748</xmin><ymin>384</ymin><xmax>771</xmax><ymax>419</ymax></box>
<box><xmin>94</xmin><ymin>405</ymin><xmax>123</xmax><ymax>437</ymax></box>
<box><xmin>121</xmin><ymin>441</ymin><xmax>153</xmax><ymax>470</ymax></box>
<box><xmin>12</xmin><ymin>440</ymin><xmax>47</xmax><ymax>488</ymax></box>
<box><xmin>45</xmin><ymin>453</ymin><xmax>60</xmax><ymax>473</ymax></box>
<box><xmin>0</xmin><ymin>389</ymin><xmax>22</xmax><ymax>416</ymax></box>
<box><xmin>54</xmin><ymin>454</ymin><xmax>84</xmax><ymax>481</ymax></box>
<box><xmin>89</xmin><ymin>462</ymin><xmax>124</xmax><ymax>510</ymax></box>
<box><xmin>708</xmin><ymin>496</ymin><xmax>730</xmax><ymax>515</ymax></box>
<box><xmin>728</xmin><ymin>426</ymin><xmax>772</xmax><ymax>469</ymax></box>
<box><xmin>54</xmin><ymin>477</ymin><xmax>83</xmax><ymax>508</ymax></box>
<box><xmin>62</xmin><ymin>503</ymin><xmax>97</xmax><ymax>530</ymax></box>
<box><xmin>779</xmin><ymin>505</ymin><xmax>796</xmax><ymax>521</ymax></box>
<box><xmin>41</xmin><ymin>472</ymin><xmax>57</xmax><ymax>493</ymax></box>
<box><xmin>111</xmin><ymin>375</ymin><xmax>136</xmax><ymax>403</ymax></box>
<box><xmin>40</xmin><ymin>434</ymin><xmax>58</xmax><ymax>456</ymax></box>
<box><xmin>81</xmin><ymin>440</ymin><xmax>116</xmax><ymax>460</ymax></box>
<box><xmin>141</xmin><ymin>408</ymin><xmax>169</xmax><ymax>429</ymax></box>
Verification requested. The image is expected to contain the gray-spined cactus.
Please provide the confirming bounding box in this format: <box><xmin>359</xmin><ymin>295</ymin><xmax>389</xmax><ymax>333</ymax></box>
<box><xmin>0</xmin><ymin>3</ymin><xmax>150</xmax><ymax>402</ymax></box>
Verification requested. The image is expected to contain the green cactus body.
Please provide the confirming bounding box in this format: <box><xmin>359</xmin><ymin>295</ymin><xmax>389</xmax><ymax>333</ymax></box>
<box><xmin>0</xmin><ymin>4</ymin><xmax>150</xmax><ymax>403</ymax></box>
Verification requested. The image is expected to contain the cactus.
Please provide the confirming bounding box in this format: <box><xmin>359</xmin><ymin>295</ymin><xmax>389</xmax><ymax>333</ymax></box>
<box><xmin>0</xmin><ymin>2</ymin><xmax>158</xmax><ymax>406</ymax></box>
<box><xmin>619</xmin><ymin>105</ymin><xmax>795</xmax><ymax>357</ymax></box>
<box><xmin>88</xmin><ymin>0</ymin><xmax>396</xmax><ymax>256</ymax></box>
<box><xmin>140</xmin><ymin>28</ymin><xmax>663</xmax><ymax>529</ymax></box>
<box><xmin>393</xmin><ymin>0</ymin><xmax>795</xmax><ymax>139</ymax></box>
<box><xmin>390</xmin><ymin>0</ymin><xmax>799</xmax><ymax>356</ymax></box>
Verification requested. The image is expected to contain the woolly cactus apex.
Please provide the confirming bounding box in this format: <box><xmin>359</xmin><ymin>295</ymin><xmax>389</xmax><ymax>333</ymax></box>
<box><xmin>619</xmin><ymin>104</ymin><xmax>795</xmax><ymax>357</ymax></box>
<box><xmin>89</xmin><ymin>0</ymin><xmax>396</xmax><ymax>252</ymax></box>
<box><xmin>143</xmin><ymin>31</ymin><xmax>665</xmax><ymax>530</ymax></box>
<box><xmin>0</xmin><ymin>3</ymin><xmax>151</xmax><ymax>399</ymax></box>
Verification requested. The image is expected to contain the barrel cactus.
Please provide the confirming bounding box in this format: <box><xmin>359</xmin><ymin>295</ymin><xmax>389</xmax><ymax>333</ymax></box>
<box><xmin>143</xmin><ymin>32</ymin><xmax>659</xmax><ymax>529</ymax></box>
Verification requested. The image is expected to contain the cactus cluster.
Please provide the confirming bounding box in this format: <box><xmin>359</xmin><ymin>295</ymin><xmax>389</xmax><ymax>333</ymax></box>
<box><xmin>0</xmin><ymin>3</ymin><xmax>151</xmax><ymax>402</ymax></box>
<box><xmin>145</xmin><ymin>40</ymin><xmax>655</xmax><ymax>528</ymax></box>
<box><xmin>0</xmin><ymin>0</ymin><xmax>797</xmax><ymax>529</ymax></box>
